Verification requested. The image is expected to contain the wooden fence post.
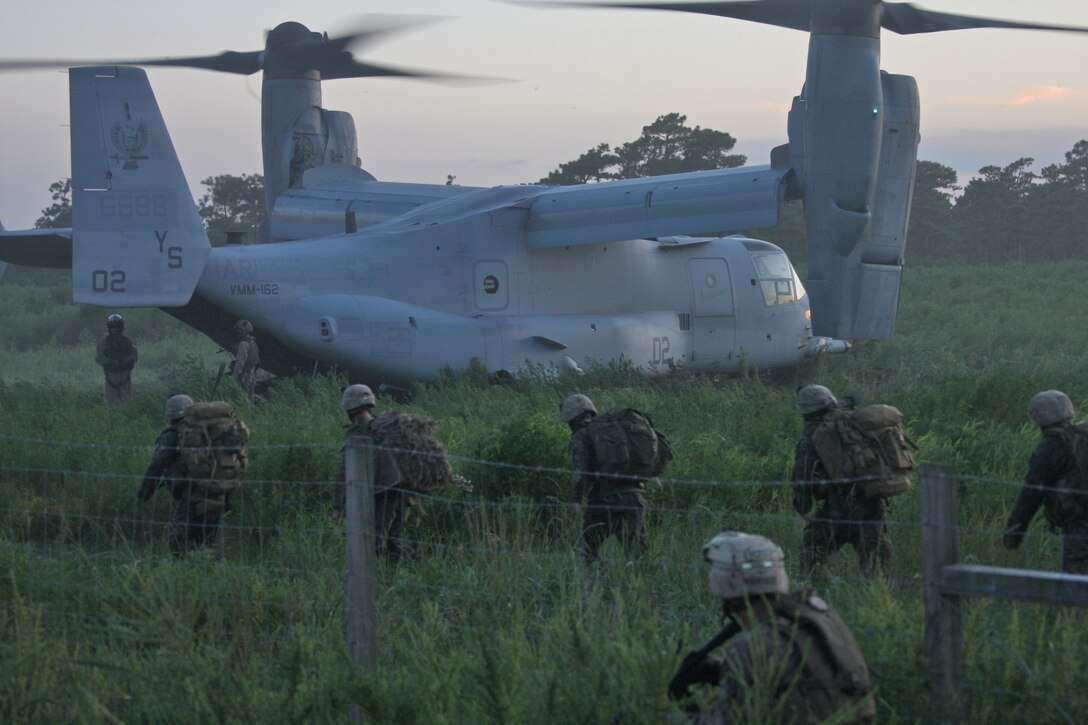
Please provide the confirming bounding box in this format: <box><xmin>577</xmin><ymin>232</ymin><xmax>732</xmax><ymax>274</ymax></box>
<box><xmin>920</xmin><ymin>463</ymin><xmax>963</xmax><ymax>721</ymax></box>
<box><xmin>345</xmin><ymin>431</ymin><xmax>378</xmax><ymax>681</ymax></box>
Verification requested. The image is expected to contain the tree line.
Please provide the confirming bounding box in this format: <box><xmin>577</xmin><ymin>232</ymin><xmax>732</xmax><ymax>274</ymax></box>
<box><xmin>35</xmin><ymin>114</ymin><xmax>1087</xmax><ymax>264</ymax></box>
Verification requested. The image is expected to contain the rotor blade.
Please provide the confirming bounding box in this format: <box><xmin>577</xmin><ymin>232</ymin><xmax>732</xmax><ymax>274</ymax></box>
<box><xmin>881</xmin><ymin>3</ymin><xmax>1088</xmax><ymax>36</ymax></box>
<box><xmin>127</xmin><ymin>51</ymin><xmax>263</xmax><ymax>74</ymax></box>
<box><xmin>526</xmin><ymin>1</ymin><xmax>1088</xmax><ymax>36</ymax></box>
<box><xmin>0</xmin><ymin>16</ymin><xmax>446</xmax><ymax>77</ymax></box>
<box><xmin>319</xmin><ymin>59</ymin><xmax>457</xmax><ymax>81</ymax></box>
<box><xmin>0</xmin><ymin>50</ymin><xmax>263</xmax><ymax>75</ymax></box>
<box><xmin>522</xmin><ymin>1</ymin><xmax>813</xmax><ymax>32</ymax></box>
<box><xmin>271</xmin><ymin>16</ymin><xmax>464</xmax><ymax>80</ymax></box>
<box><xmin>318</xmin><ymin>15</ymin><xmax>449</xmax><ymax>54</ymax></box>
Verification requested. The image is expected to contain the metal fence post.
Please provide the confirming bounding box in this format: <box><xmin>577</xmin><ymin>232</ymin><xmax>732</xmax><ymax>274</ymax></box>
<box><xmin>920</xmin><ymin>463</ymin><xmax>963</xmax><ymax>721</ymax></box>
<box><xmin>345</xmin><ymin>431</ymin><xmax>377</xmax><ymax>681</ymax></box>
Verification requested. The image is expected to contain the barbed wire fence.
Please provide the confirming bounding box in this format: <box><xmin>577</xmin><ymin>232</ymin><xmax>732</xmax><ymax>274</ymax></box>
<box><xmin>1</xmin><ymin>433</ymin><xmax>1086</xmax><ymax>721</ymax></box>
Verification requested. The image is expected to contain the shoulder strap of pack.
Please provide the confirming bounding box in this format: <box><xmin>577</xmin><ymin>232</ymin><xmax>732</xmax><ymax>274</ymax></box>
<box><xmin>811</xmin><ymin>410</ymin><xmax>849</xmax><ymax>480</ymax></box>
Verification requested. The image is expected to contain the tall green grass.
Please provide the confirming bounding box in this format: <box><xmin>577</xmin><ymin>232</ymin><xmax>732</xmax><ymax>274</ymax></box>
<box><xmin>1</xmin><ymin>260</ymin><xmax>1087</xmax><ymax>722</ymax></box>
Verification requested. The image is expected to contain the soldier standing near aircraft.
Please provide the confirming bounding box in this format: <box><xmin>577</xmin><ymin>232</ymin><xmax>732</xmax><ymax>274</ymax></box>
<box><xmin>94</xmin><ymin>313</ymin><xmax>138</xmax><ymax>405</ymax></box>
<box><xmin>667</xmin><ymin>530</ymin><xmax>875</xmax><ymax>723</ymax></box>
<box><xmin>229</xmin><ymin>319</ymin><xmax>260</xmax><ymax>402</ymax></box>
<box><xmin>1003</xmin><ymin>390</ymin><xmax>1088</xmax><ymax>574</ymax></box>
<box><xmin>791</xmin><ymin>385</ymin><xmax>894</xmax><ymax>578</ymax></box>
<box><xmin>560</xmin><ymin>393</ymin><xmax>658</xmax><ymax>564</ymax></box>
<box><xmin>336</xmin><ymin>384</ymin><xmax>413</xmax><ymax>562</ymax></box>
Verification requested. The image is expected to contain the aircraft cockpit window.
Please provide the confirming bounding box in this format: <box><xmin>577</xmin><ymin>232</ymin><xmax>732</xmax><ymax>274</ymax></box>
<box><xmin>751</xmin><ymin>252</ymin><xmax>806</xmax><ymax>306</ymax></box>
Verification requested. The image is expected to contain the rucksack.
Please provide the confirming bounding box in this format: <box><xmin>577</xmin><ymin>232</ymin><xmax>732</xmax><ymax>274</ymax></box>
<box><xmin>770</xmin><ymin>589</ymin><xmax>876</xmax><ymax>722</ymax></box>
<box><xmin>812</xmin><ymin>404</ymin><xmax>917</xmax><ymax>499</ymax></box>
<box><xmin>585</xmin><ymin>407</ymin><xmax>673</xmax><ymax>482</ymax></box>
<box><xmin>103</xmin><ymin>334</ymin><xmax>136</xmax><ymax>371</ymax></box>
<box><xmin>368</xmin><ymin>412</ymin><xmax>456</xmax><ymax>493</ymax></box>
<box><xmin>1044</xmin><ymin>422</ymin><xmax>1088</xmax><ymax>526</ymax></box>
<box><xmin>174</xmin><ymin>401</ymin><xmax>249</xmax><ymax>496</ymax></box>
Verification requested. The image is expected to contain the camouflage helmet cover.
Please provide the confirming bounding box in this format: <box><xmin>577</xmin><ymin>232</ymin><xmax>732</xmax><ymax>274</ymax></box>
<box><xmin>796</xmin><ymin>384</ymin><xmax>837</xmax><ymax>414</ymax></box>
<box><xmin>703</xmin><ymin>529</ymin><xmax>790</xmax><ymax>600</ymax></box>
<box><xmin>1028</xmin><ymin>390</ymin><xmax>1075</xmax><ymax>427</ymax></box>
<box><xmin>341</xmin><ymin>384</ymin><xmax>376</xmax><ymax>411</ymax></box>
<box><xmin>233</xmin><ymin>319</ymin><xmax>254</xmax><ymax>336</ymax></box>
<box><xmin>558</xmin><ymin>393</ymin><xmax>597</xmax><ymax>422</ymax></box>
<box><xmin>107</xmin><ymin>313</ymin><xmax>125</xmax><ymax>330</ymax></box>
<box><xmin>164</xmin><ymin>394</ymin><xmax>194</xmax><ymax>422</ymax></box>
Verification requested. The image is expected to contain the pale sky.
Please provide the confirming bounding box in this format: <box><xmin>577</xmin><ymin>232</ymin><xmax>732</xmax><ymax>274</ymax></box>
<box><xmin>0</xmin><ymin>0</ymin><xmax>1085</xmax><ymax>229</ymax></box>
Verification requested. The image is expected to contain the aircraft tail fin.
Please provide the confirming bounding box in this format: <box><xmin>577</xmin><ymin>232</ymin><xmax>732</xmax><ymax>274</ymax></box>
<box><xmin>69</xmin><ymin>66</ymin><xmax>209</xmax><ymax>306</ymax></box>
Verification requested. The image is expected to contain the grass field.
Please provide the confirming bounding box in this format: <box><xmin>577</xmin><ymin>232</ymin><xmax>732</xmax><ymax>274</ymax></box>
<box><xmin>1</xmin><ymin>261</ymin><xmax>1087</xmax><ymax>723</ymax></box>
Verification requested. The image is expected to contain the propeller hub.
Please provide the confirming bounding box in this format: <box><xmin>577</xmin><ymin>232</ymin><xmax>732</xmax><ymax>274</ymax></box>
<box><xmin>266</xmin><ymin>22</ymin><xmax>321</xmax><ymax>50</ymax></box>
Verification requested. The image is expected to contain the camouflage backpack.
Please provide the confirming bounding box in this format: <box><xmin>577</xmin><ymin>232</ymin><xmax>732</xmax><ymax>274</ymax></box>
<box><xmin>585</xmin><ymin>407</ymin><xmax>673</xmax><ymax>482</ymax></box>
<box><xmin>173</xmin><ymin>401</ymin><xmax>249</xmax><ymax>496</ymax></box>
<box><xmin>1044</xmin><ymin>422</ymin><xmax>1088</xmax><ymax>526</ymax></box>
<box><xmin>368</xmin><ymin>412</ymin><xmax>456</xmax><ymax>493</ymax></box>
<box><xmin>770</xmin><ymin>589</ymin><xmax>876</xmax><ymax>723</ymax></box>
<box><xmin>812</xmin><ymin>404</ymin><xmax>917</xmax><ymax>499</ymax></box>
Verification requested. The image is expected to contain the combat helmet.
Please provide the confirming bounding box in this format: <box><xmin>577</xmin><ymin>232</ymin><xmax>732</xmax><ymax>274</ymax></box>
<box><xmin>233</xmin><ymin>319</ymin><xmax>254</xmax><ymax>337</ymax></box>
<box><xmin>795</xmin><ymin>384</ymin><xmax>837</xmax><ymax>415</ymax></box>
<box><xmin>1028</xmin><ymin>390</ymin><xmax>1075</xmax><ymax>428</ymax></box>
<box><xmin>703</xmin><ymin>529</ymin><xmax>789</xmax><ymax>600</ymax></box>
<box><xmin>558</xmin><ymin>393</ymin><xmax>597</xmax><ymax>423</ymax></box>
<box><xmin>107</xmin><ymin>313</ymin><xmax>125</xmax><ymax>331</ymax></box>
<box><xmin>341</xmin><ymin>384</ymin><xmax>376</xmax><ymax>411</ymax></box>
<box><xmin>164</xmin><ymin>394</ymin><xmax>194</xmax><ymax>422</ymax></box>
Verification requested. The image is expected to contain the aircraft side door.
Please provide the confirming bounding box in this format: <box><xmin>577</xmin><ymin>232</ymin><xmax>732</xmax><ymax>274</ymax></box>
<box><xmin>688</xmin><ymin>258</ymin><xmax>736</xmax><ymax>365</ymax></box>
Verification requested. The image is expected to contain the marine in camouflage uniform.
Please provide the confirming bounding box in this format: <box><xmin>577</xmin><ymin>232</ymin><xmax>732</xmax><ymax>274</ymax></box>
<box><xmin>669</xmin><ymin>530</ymin><xmax>875</xmax><ymax>724</ymax></box>
<box><xmin>95</xmin><ymin>314</ymin><xmax>138</xmax><ymax>405</ymax></box>
<box><xmin>561</xmin><ymin>393</ymin><xmax>648</xmax><ymax>564</ymax></box>
<box><xmin>792</xmin><ymin>385</ymin><xmax>892</xmax><ymax>578</ymax></box>
<box><xmin>137</xmin><ymin>394</ymin><xmax>228</xmax><ymax>553</ymax></box>
<box><xmin>1003</xmin><ymin>390</ymin><xmax>1088</xmax><ymax>574</ymax></box>
<box><xmin>230</xmin><ymin>319</ymin><xmax>260</xmax><ymax>402</ymax></box>
<box><xmin>335</xmin><ymin>384</ymin><xmax>413</xmax><ymax>562</ymax></box>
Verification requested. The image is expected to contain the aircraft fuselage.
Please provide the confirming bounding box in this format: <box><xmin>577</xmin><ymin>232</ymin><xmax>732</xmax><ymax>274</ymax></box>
<box><xmin>196</xmin><ymin>212</ymin><xmax>817</xmax><ymax>383</ymax></box>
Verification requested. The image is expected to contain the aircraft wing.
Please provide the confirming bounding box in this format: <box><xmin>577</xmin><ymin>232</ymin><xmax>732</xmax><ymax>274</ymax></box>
<box><xmin>0</xmin><ymin>227</ymin><xmax>73</xmax><ymax>268</ymax></box>
<box><xmin>360</xmin><ymin>164</ymin><xmax>791</xmax><ymax>248</ymax></box>
<box><xmin>526</xmin><ymin>165</ymin><xmax>790</xmax><ymax>248</ymax></box>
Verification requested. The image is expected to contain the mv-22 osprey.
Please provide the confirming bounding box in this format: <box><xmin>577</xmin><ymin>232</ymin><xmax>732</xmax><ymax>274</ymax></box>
<box><xmin>1</xmin><ymin>1</ymin><xmax>1084</xmax><ymax>384</ymax></box>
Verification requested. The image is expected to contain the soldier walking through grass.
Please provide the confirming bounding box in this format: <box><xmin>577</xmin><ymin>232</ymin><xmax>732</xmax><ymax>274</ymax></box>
<box><xmin>336</xmin><ymin>384</ymin><xmax>414</xmax><ymax>562</ymax></box>
<box><xmin>560</xmin><ymin>393</ymin><xmax>671</xmax><ymax>564</ymax></box>
<box><xmin>791</xmin><ymin>385</ymin><xmax>896</xmax><ymax>578</ymax></box>
<box><xmin>137</xmin><ymin>394</ymin><xmax>248</xmax><ymax>554</ymax></box>
<box><xmin>667</xmin><ymin>529</ymin><xmax>875</xmax><ymax>724</ymax></box>
<box><xmin>95</xmin><ymin>313</ymin><xmax>137</xmax><ymax>405</ymax></box>
<box><xmin>1003</xmin><ymin>390</ymin><xmax>1088</xmax><ymax>574</ymax></box>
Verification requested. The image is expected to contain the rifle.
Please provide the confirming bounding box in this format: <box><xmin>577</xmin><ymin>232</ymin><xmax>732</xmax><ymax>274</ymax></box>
<box><xmin>667</xmin><ymin>619</ymin><xmax>741</xmax><ymax>701</ymax></box>
<box><xmin>211</xmin><ymin>361</ymin><xmax>227</xmax><ymax>396</ymax></box>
